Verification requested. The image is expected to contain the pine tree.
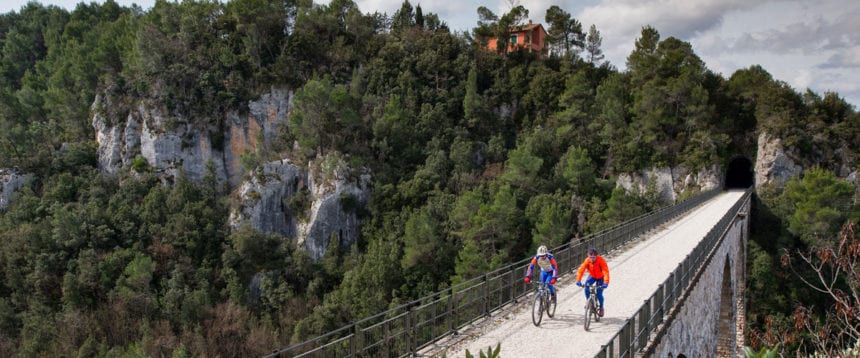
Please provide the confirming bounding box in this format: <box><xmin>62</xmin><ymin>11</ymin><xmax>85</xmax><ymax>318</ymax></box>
<box><xmin>586</xmin><ymin>24</ymin><xmax>604</xmax><ymax>64</ymax></box>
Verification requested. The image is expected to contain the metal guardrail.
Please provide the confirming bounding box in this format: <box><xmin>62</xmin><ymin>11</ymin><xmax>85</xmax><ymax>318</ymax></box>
<box><xmin>266</xmin><ymin>188</ymin><xmax>722</xmax><ymax>358</ymax></box>
<box><xmin>592</xmin><ymin>189</ymin><xmax>752</xmax><ymax>358</ymax></box>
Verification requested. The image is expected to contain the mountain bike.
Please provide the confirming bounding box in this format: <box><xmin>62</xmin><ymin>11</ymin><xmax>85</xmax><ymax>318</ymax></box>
<box><xmin>531</xmin><ymin>280</ymin><xmax>556</xmax><ymax>326</ymax></box>
<box><xmin>583</xmin><ymin>281</ymin><xmax>603</xmax><ymax>331</ymax></box>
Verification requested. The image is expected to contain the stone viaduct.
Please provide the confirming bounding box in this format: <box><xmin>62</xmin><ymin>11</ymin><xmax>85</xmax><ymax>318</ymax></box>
<box><xmin>643</xmin><ymin>156</ymin><xmax>753</xmax><ymax>358</ymax></box>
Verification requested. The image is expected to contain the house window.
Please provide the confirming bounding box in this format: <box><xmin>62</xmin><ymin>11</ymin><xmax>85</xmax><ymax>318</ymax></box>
<box><xmin>510</xmin><ymin>34</ymin><xmax>518</xmax><ymax>45</ymax></box>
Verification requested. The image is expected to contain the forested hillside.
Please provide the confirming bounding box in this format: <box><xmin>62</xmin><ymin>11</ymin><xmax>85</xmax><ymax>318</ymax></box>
<box><xmin>0</xmin><ymin>0</ymin><xmax>858</xmax><ymax>356</ymax></box>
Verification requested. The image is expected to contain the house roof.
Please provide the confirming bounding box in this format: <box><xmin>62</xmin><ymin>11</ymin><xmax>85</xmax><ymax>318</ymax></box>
<box><xmin>511</xmin><ymin>22</ymin><xmax>545</xmax><ymax>33</ymax></box>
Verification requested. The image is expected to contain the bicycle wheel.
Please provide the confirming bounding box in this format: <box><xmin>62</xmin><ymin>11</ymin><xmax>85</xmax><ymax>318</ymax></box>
<box><xmin>532</xmin><ymin>293</ymin><xmax>544</xmax><ymax>326</ymax></box>
<box><xmin>583</xmin><ymin>297</ymin><xmax>592</xmax><ymax>330</ymax></box>
<box><xmin>546</xmin><ymin>293</ymin><xmax>556</xmax><ymax>318</ymax></box>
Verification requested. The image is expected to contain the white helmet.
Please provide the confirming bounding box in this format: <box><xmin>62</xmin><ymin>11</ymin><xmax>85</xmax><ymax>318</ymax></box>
<box><xmin>537</xmin><ymin>245</ymin><xmax>548</xmax><ymax>256</ymax></box>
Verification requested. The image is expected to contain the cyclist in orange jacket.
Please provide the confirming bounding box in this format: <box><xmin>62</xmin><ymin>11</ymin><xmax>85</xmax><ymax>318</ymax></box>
<box><xmin>523</xmin><ymin>245</ymin><xmax>558</xmax><ymax>303</ymax></box>
<box><xmin>575</xmin><ymin>247</ymin><xmax>610</xmax><ymax>317</ymax></box>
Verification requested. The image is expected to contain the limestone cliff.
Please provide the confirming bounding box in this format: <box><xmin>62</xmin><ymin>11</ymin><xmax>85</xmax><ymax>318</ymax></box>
<box><xmin>92</xmin><ymin>88</ymin><xmax>292</xmax><ymax>186</ymax></box>
<box><xmin>753</xmin><ymin>131</ymin><xmax>802</xmax><ymax>191</ymax></box>
<box><xmin>616</xmin><ymin>165</ymin><xmax>722</xmax><ymax>202</ymax></box>
<box><xmin>298</xmin><ymin>154</ymin><xmax>371</xmax><ymax>259</ymax></box>
<box><xmin>0</xmin><ymin>169</ymin><xmax>30</xmax><ymax>211</ymax></box>
<box><xmin>229</xmin><ymin>154</ymin><xmax>371</xmax><ymax>260</ymax></box>
<box><xmin>92</xmin><ymin>88</ymin><xmax>372</xmax><ymax>259</ymax></box>
<box><xmin>223</xmin><ymin>89</ymin><xmax>292</xmax><ymax>187</ymax></box>
<box><xmin>615</xmin><ymin>129</ymin><xmax>857</xmax><ymax>203</ymax></box>
<box><xmin>228</xmin><ymin>159</ymin><xmax>304</xmax><ymax>239</ymax></box>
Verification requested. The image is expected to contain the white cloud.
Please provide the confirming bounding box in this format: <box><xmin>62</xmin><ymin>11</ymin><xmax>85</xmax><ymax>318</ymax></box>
<box><xmin>576</xmin><ymin>0</ymin><xmax>793</xmax><ymax>69</ymax></box>
<box><xmin>820</xmin><ymin>46</ymin><xmax>860</xmax><ymax>68</ymax></box>
<box><xmin>569</xmin><ymin>0</ymin><xmax>860</xmax><ymax>106</ymax></box>
<box><xmin>720</xmin><ymin>9</ymin><xmax>860</xmax><ymax>54</ymax></box>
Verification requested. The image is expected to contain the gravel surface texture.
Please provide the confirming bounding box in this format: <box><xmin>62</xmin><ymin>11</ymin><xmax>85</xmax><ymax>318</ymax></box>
<box><xmin>423</xmin><ymin>190</ymin><xmax>746</xmax><ymax>358</ymax></box>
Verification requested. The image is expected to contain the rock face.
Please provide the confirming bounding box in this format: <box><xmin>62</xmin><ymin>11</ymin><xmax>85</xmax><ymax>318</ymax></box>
<box><xmin>92</xmin><ymin>94</ymin><xmax>139</xmax><ymax>175</ymax></box>
<box><xmin>298</xmin><ymin>155</ymin><xmax>371</xmax><ymax>259</ymax></box>
<box><xmin>93</xmin><ymin>88</ymin><xmax>373</xmax><ymax>259</ymax></box>
<box><xmin>223</xmin><ymin>89</ymin><xmax>292</xmax><ymax>187</ymax></box>
<box><xmin>754</xmin><ymin>131</ymin><xmax>802</xmax><ymax>191</ymax></box>
<box><xmin>229</xmin><ymin>159</ymin><xmax>305</xmax><ymax>239</ymax></box>
<box><xmin>847</xmin><ymin>170</ymin><xmax>860</xmax><ymax>202</ymax></box>
<box><xmin>229</xmin><ymin>155</ymin><xmax>371</xmax><ymax>260</ymax></box>
<box><xmin>617</xmin><ymin>165</ymin><xmax>721</xmax><ymax>203</ymax></box>
<box><xmin>92</xmin><ymin>88</ymin><xmax>292</xmax><ymax>187</ymax></box>
<box><xmin>0</xmin><ymin>169</ymin><xmax>30</xmax><ymax>211</ymax></box>
<box><xmin>138</xmin><ymin>104</ymin><xmax>230</xmax><ymax>183</ymax></box>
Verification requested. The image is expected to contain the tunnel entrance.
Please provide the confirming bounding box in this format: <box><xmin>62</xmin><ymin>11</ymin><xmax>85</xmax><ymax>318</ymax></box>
<box><xmin>725</xmin><ymin>157</ymin><xmax>753</xmax><ymax>189</ymax></box>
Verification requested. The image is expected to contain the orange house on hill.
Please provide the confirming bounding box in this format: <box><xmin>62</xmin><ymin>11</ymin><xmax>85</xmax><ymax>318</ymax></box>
<box><xmin>486</xmin><ymin>20</ymin><xmax>547</xmax><ymax>57</ymax></box>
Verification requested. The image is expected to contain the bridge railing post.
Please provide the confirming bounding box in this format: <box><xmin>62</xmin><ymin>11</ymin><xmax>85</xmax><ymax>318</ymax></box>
<box><xmin>666</xmin><ymin>271</ymin><xmax>675</xmax><ymax>309</ymax></box>
<box><xmin>508</xmin><ymin>267</ymin><xmax>515</xmax><ymax>304</ymax></box>
<box><xmin>383</xmin><ymin>319</ymin><xmax>390</xmax><ymax>357</ymax></box>
<box><xmin>566</xmin><ymin>244</ymin><xmax>571</xmax><ymax>274</ymax></box>
<box><xmin>482</xmin><ymin>274</ymin><xmax>489</xmax><ymax>317</ymax></box>
<box><xmin>682</xmin><ymin>254</ymin><xmax>691</xmax><ymax>289</ymax></box>
<box><xmin>405</xmin><ymin>305</ymin><xmax>412</xmax><ymax>357</ymax></box>
<box><xmin>359</xmin><ymin>322</ymin><xmax>367</xmax><ymax>356</ymax></box>
<box><xmin>622</xmin><ymin>317</ymin><xmax>633</xmax><ymax>356</ymax></box>
<box><xmin>350</xmin><ymin>323</ymin><xmax>357</xmax><ymax>357</ymax></box>
<box><xmin>639</xmin><ymin>299</ymin><xmax>650</xmax><ymax>351</ymax></box>
<box><xmin>674</xmin><ymin>263</ymin><xmax>683</xmax><ymax>303</ymax></box>
<box><xmin>447</xmin><ymin>289</ymin><xmax>455</xmax><ymax>335</ymax></box>
<box><xmin>654</xmin><ymin>284</ymin><xmax>664</xmax><ymax>331</ymax></box>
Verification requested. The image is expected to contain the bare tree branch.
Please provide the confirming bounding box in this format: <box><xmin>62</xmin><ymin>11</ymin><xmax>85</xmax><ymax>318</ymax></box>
<box><xmin>784</xmin><ymin>222</ymin><xmax>860</xmax><ymax>355</ymax></box>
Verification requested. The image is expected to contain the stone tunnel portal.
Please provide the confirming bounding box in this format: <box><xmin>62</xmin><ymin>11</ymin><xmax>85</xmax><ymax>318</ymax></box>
<box><xmin>725</xmin><ymin>157</ymin><xmax>753</xmax><ymax>189</ymax></box>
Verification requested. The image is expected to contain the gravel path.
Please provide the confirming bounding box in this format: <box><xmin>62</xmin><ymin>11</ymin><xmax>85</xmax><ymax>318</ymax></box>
<box><xmin>424</xmin><ymin>190</ymin><xmax>746</xmax><ymax>358</ymax></box>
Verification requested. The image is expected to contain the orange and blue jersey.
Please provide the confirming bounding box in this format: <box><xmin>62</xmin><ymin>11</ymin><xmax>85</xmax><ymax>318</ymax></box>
<box><xmin>526</xmin><ymin>254</ymin><xmax>558</xmax><ymax>278</ymax></box>
<box><xmin>526</xmin><ymin>254</ymin><xmax>558</xmax><ymax>295</ymax></box>
<box><xmin>575</xmin><ymin>255</ymin><xmax>610</xmax><ymax>284</ymax></box>
<box><xmin>576</xmin><ymin>255</ymin><xmax>610</xmax><ymax>309</ymax></box>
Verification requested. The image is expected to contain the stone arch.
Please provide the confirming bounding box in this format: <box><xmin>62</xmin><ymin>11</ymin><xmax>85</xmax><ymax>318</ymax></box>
<box><xmin>725</xmin><ymin>156</ymin><xmax>753</xmax><ymax>189</ymax></box>
<box><xmin>717</xmin><ymin>255</ymin><xmax>735</xmax><ymax>356</ymax></box>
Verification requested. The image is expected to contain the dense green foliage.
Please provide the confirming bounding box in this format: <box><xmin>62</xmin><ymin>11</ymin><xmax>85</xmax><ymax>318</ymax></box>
<box><xmin>0</xmin><ymin>0</ymin><xmax>858</xmax><ymax>355</ymax></box>
<box><xmin>747</xmin><ymin>170</ymin><xmax>860</xmax><ymax>354</ymax></box>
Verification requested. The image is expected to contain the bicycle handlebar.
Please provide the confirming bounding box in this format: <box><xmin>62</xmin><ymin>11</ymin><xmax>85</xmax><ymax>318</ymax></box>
<box><xmin>578</xmin><ymin>282</ymin><xmax>608</xmax><ymax>290</ymax></box>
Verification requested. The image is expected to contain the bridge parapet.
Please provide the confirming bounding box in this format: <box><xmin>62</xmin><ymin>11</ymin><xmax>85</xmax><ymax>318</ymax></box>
<box><xmin>644</xmin><ymin>190</ymin><xmax>750</xmax><ymax>357</ymax></box>
<box><xmin>590</xmin><ymin>189</ymin><xmax>751</xmax><ymax>358</ymax></box>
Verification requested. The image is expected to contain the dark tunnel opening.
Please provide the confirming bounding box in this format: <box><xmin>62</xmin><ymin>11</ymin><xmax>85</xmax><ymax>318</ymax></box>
<box><xmin>725</xmin><ymin>156</ymin><xmax>754</xmax><ymax>189</ymax></box>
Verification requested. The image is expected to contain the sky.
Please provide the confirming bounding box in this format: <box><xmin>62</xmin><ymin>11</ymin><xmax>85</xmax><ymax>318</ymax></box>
<box><xmin>2</xmin><ymin>0</ymin><xmax>859</xmax><ymax>108</ymax></box>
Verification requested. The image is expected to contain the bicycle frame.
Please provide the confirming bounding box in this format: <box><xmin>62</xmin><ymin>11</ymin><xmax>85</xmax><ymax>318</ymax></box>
<box><xmin>531</xmin><ymin>281</ymin><xmax>556</xmax><ymax>326</ymax></box>
<box><xmin>583</xmin><ymin>281</ymin><xmax>601</xmax><ymax>330</ymax></box>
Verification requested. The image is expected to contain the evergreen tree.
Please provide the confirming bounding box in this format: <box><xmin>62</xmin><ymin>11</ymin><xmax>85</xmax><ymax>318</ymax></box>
<box><xmin>526</xmin><ymin>193</ymin><xmax>571</xmax><ymax>248</ymax></box>
<box><xmin>414</xmin><ymin>4</ymin><xmax>424</xmax><ymax>29</ymax></box>
<box><xmin>779</xmin><ymin>167</ymin><xmax>855</xmax><ymax>245</ymax></box>
<box><xmin>544</xmin><ymin>5</ymin><xmax>584</xmax><ymax>58</ymax></box>
<box><xmin>290</xmin><ymin>75</ymin><xmax>360</xmax><ymax>158</ymax></box>
<box><xmin>555</xmin><ymin>146</ymin><xmax>597</xmax><ymax>196</ymax></box>
<box><xmin>585</xmin><ymin>24</ymin><xmax>604</xmax><ymax>64</ymax></box>
<box><xmin>391</xmin><ymin>0</ymin><xmax>414</xmax><ymax>31</ymax></box>
<box><xmin>626</xmin><ymin>26</ymin><xmax>660</xmax><ymax>85</ymax></box>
